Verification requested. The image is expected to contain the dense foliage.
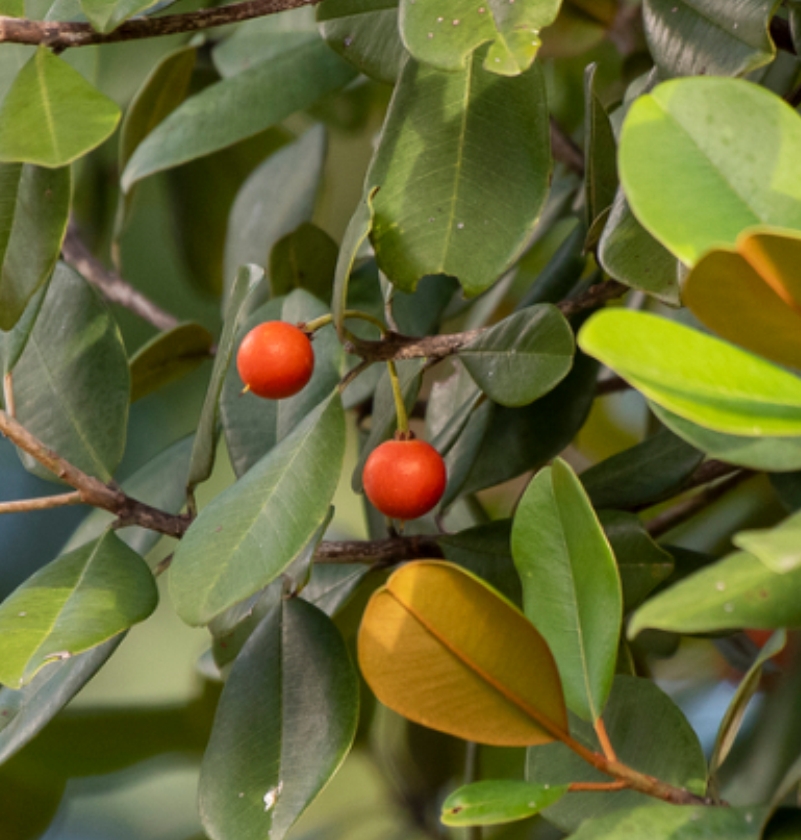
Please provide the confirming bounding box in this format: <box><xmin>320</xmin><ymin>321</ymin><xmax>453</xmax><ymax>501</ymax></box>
<box><xmin>2</xmin><ymin>0</ymin><xmax>801</xmax><ymax>838</ymax></box>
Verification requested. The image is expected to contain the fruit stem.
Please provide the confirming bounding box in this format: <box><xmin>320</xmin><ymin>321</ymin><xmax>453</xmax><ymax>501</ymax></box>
<box><xmin>304</xmin><ymin>310</ymin><xmax>387</xmax><ymax>336</ymax></box>
<box><xmin>387</xmin><ymin>360</ymin><xmax>410</xmax><ymax>435</ymax></box>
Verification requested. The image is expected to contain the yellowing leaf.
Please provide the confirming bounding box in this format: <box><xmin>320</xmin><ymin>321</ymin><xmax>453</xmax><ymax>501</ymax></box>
<box><xmin>684</xmin><ymin>228</ymin><xmax>801</xmax><ymax>371</ymax></box>
<box><xmin>358</xmin><ymin>560</ymin><xmax>567</xmax><ymax>747</ymax></box>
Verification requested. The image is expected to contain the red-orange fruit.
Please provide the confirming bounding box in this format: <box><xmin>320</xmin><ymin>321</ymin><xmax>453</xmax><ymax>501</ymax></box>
<box><xmin>363</xmin><ymin>439</ymin><xmax>447</xmax><ymax>520</ymax></box>
<box><xmin>236</xmin><ymin>321</ymin><xmax>314</xmax><ymax>399</ymax></box>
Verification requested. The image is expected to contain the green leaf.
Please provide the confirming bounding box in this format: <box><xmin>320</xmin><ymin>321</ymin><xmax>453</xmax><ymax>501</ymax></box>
<box><xmin>578</xmin><ymin>310</ymin><xmax>801</xmax><ymax>438</ymax></box>
<box><xmin>642</xmin><ymin>0</ymin><xmax>777</xmax><ymax>78</ymax></box>
<box><xmin>568</xmin><ymin>802</ymin><xmax>767</xmax><ymax>839</ymax></box>
<box><xmin>0</xmin><ymin>47</ymin><xmax>120</xmax><ymax>167</ymax></box>
<box><xmin>80</xmin><ymin>0</ymin><xmax>160</xmax><ymax>34</ymax></box>
<box><xmin>0</xmin><ymin>635</ymin><xmax>123</xmax><ymax>764</ymax></box>
<box><xmin>270</xmin><ymin>223</ymin><xmax>338</xmax><ymax>303</ymax></box>
<box><xmin>0</xmin><ymin>162</ymin><xmax>70</xmax><ymax>330</ymax></box>
<box><xmin>426</xmin><ymin>364</ymin><xmax>483</xmax><ymax>455</ymax></box>
<box><xmin>619</xmin><ymin>77</ymin><xmax>801</xmax><ymax>267</ymax></box>
<box><xmin>399</xmin><ymin>0</ymin><xmax>561</xmax><ymax>76</ymax></box>
<box><xmin>709</xmin><ymin>630</ymin><xmax>786</xmax><ymax>779</ymax></box>
<box><xmin>129</xmin><ymin>323</ymin><xmax>214</xmax><ymax>403</ymax></box>
<box><xmin>581</xmin><ymin>428</ymin><xmax>703</xmax><ymax>512</ymax></box>
<box><xmin>599</xmin><ymin>511</ymin><xmax>675</xmax><ymax>613</ymax></box>
<box><xmin>121</xmin><ymin>39</ymin><xmax>355</xmax><ymax>190</ymax></box>
<box><xmin>367</xmin><ymin>53</ymin><xmax>551</xmax><ymax>296</ymax></box>
<box><xmin>584</xmin><ymin>63</ymin><xmax>617</xmax><ymax>227</ymax></box>
<box><xmin>199</xmin><ymin>598</ymin><xmax>359</xmax><ymax>840</ymax></box>
<box><xmin>598</xmin><ymin>189</ymin><xmax>680</xmax><ymax>306</ymax></box>
<box><xmin>441</xmin><ymin>780</ymin><xmax>568</xmax><ymax>827</ymax></box>
<box><xmin>512</xmin><ymin>458</ymin><xmax>622</xmax><ymax>721</ymax></box>
<box><xmin>734</xmin><ymin>511</ymin><xmax>801</xmax><ymax>573</ymax></box>
<box><xmin>12</xmin><ymin>262</ymin><xmax>129</xmax><ymax>483</ymax></box>
<box><xmin>114</xmin><ymin>44</ymin><xmax>196</xmax><ymax>239</ymax></box>
<box><xmin>224</xmin><ymin>126</ymin><xmax>327</xmax><ymax>295</ymax></box>
<box><xmin>317</xmin><ymin>0</ymin><xmax>406</xmax><ymax>84</ymax></box>
<box><xmin>0</xmin><ymin>0</ymin><xmax>24</xmax><ymax>15</ymax></box>
<box><xmin>0</xmin><ymin>278</ymin><xmax>48</xmax><ymax>376</ymax></box>
<box><xmin>187</xmin><ymin>264</ymin><xmax>263</xmax><ymax>494</ymax></box>
<box><xmin>0</xmin><ymin>531</ymin><xmax>157</xmax><ymax>687</ymax></box>
<box><xmin>299</xmin><ymin>562</ymin><xmax>370</xmax><ymax>617</ymax></box>
<box><xmin>651</xmin><ymin>403</ymin><xmax>801</xmax><ymax>472</ymax></box>
<box><xmin>458</xmin><ymin>305</ymin><xmax>574</xmax><ymax>407</ymax></box>
<box><xmin>527</xmin><ymin>675</ymin><xmax>707</xmax><ymax>833</ymax></box>
<box><xmin>629</xmin><ymin>550</ymin><xmax>801</xmax><ymax>637</ymax></box>
<box><xmin>170</xmin><ymin>392</ymin><xmax>346</xmax><ymax>626</ymax></box>
<box><xmin>220</xmin><ymin>290</ymin><xmax>344</xmax><ymax>478</ymax></box>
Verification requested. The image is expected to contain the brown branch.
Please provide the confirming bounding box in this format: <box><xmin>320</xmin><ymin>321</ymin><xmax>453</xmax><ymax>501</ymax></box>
<box><xmin>314</xmin><ymin>534</ymin><xmax>444</xmax><ymax>566</ymax></box>
<box><xmin>62</xmin><ymin>221</ymin><xmax>179</xmax><ymax>332</ymax></box>
<box><xmin>346</xmin><ymin>281</ymin><xmax>628</xmax><ymax>363</ymax></box>
<box><xmin>549</xmin><ymin>118</ymin><xmax>584</xmax><ymax>176</ymax></box>
<box><xmin>0</xmin><ymin>491</ymin><xmax>82</xmax><ymax>513</ymax></box>
<box><xmin>0</xmin><ymin>0</ymin><xmax>318</xmax><ymax>48</ymax></box>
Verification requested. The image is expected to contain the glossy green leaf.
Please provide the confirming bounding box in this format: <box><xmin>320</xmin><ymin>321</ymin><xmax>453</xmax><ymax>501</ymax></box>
<box><xmin>710</xmin><ymin>630</ymin><xmax>786</xmax><ymax>779</ymax></box>
<box><xmin>62</xmin><ymin>435</ymin><xmax>193</xmax><ymax>557</ymax></box>
<box><xmin>512</xmin><ymin>458</ymin><xmax>622</xmax><ymax>721</ymax></box>
<box><xmin>270</xmin><ymin>223</ymin><xmax>338</xmax><ymax>303</ymax></box>
<box><xmin>129</xmin><ymin>323</ymin><xmax>214</xmax><ymax>403</ymax></box>
<box><xmin>317</xmin><ymin>0</ymin><xmax>406</xmax><ymax>84</ymax></box>
<box><xmin>187</xmin><ymin>264</ymin><xmax>263</xmax><ymax>493</ymax></box>
<box><xmin>0</xmin><ymin>47</ymin><xmax>120</xmax><ymax>167</ymax></box>
<box><xmin>584</xmin><ymin>63</ymin><xmax>617</xmax><ymax>227</ymax></box>
<box><xmin>652</xmin><ymin>403</ymin><xmax>801</xmax><ymax>472</ymax></box>
<box><xmin>121</xmin><ymin>40</ymin><xmax>355</xmax><ymax>190</ymax></box>
<box><xmin>426</xmin><ymin>364</ymin><xmax>483</xmax><ymax>455</ymax></box>
<box><xmin>170</xmin><ymin>392</ymin><xmax>346</xmax><ymax>626</ymax></box>
<box><xmin>0</xmin><ymin>634</ymin><xmax>123</xmax><ymax>764</ymax></box>
<box><xmin>80</xmin><ymin>0</ymin><xmax>160</xmax><ymax>33</ymax></box>
<box><xmin>599</xmin><ymin>511</ymin><xmax>675</xmax><ymax>613</ymax></box>
<box><xmin>579</xmin><ymin>310</ymin><xmax>801</xmax><ymax>438</ymax></box>
<box><xmin>568</xmin><ymin>802</ymin><xmax>766</xmax><ymax>839</ymax></box>
<box><xmin>581</xmin><ymin>428</ymin><xmax>703</xmax><ymax>512</ymax></box>
<box><xmin>224</xmin><ymin>126</ymin><xmax>326</xmax><ymax>295</ymax></box>
<box><xmin>0</xmin><ymin>279</ymin><xmax>48</xmax><ymax>375</ymax></box>
<box><xmin>299</xmin><ymin>563</ymin><xmax>370</xmax><ymax>617</ymax></box>
<box><xmin>629</xmin><ymin>550</ymin><xmax>801</xmax><ymax>637</ymax></box>
<box><xmin>220</xmin><ymin>290</ymin><xmax>343</xmax><ymax>478</ymax></box>
<box><xmin>619</xmin><ymin>77</ymin><xmax>801</xmax><ymax>267</ymax></box>
<box><xmin>734</xmin><ymin>511</ymin><xmax>801</xmax><ymax>573</ymax></box>
<box><xmin>199</xmin><ymin>598</ymin><xmax>359</xmax><ymax>840</ymax></box>
<box><xmin>12</xmin><ymin>263</ymin><xmax>129</xmax><ymax>483</ymax></box>
<box><xmin>440</xmin><ymin>397</ymin><xmax>493</xmax><ymax>509</ymax></box>
<box><xmin>0</xmin><ymin>163</ymin><xmax>70</xmax><ymax>330</ymax></box>
<box><xmin>359</xmin><ymin>561</ymin><xmax>568</xmax><ymax>745</ymax></box>
<box><xmin>400</xmin><ymin>0</ymin><xmax>561</xmax><ymax>76</ymax></box>
<box><xmin>642</xmin><ymin>0</ymin><xmax>777</xmax><ymax>78</ymax></box>
<box><xmin>597</xmin><ymin>189</ymin><xmax>680</xmax><ymax>306</ymax></box>
<box><xmin>367</xmin><ymin>53</ymin><xmax>550</xmax><ymax>296</ymax></box>
<box><xmin>527</xmin><ymin>675</ymin><xmax>707</xmax><ymax>832</ymax></box>
<box><xmin>114</xmin><ymin>44</ymin><xmax>196</xmax><ymax>239</ymax></box>
<box><xmin>0</xmin><ymin>531</ymin><xmax>157</xmax><ymax>687</ymax></box>
<box><xmin>458</xmin><ymin>305</ymin><xmax>574</xmax><ymax>407</ymax></box>
<box><xmin>441</xmin><ymin>780</ymin><xmax>568</xmax><ymax>827</ymax></box>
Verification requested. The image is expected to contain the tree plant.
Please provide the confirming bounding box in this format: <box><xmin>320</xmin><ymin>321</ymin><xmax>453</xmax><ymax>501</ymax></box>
<box><xmin>1</xmin><ymin>1</ymin><xmax>801</xmax><ymax>838</ymax></box>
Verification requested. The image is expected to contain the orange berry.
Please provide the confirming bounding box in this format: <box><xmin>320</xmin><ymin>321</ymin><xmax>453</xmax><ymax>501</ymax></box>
<box><xmin>236</xmin><ymin>321</ymin><xmax>314</xmax><ymax>399</ymax></box>
<box><xmin>363</xmin><ymin>438</ymin><xmax>447</xmax><ymax>521</ymax></box>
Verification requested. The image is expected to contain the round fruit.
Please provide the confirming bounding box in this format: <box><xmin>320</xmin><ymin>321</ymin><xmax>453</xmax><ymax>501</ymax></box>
<box><xmin>363</xmin><ymin>438</ymin><xmax>447</xmax><ymax>521</ymax></box>
<box><xmin>236</xmin><ymin>321</ymin><xmax>314</xmax><ymax>399</ymax></box>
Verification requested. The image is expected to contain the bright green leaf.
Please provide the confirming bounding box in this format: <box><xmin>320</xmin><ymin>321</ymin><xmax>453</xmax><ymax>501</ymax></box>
<box><xmin>458</xmin><ymin>305</ymin><xmax>574</xmax><ymax>407</ymax></box>
<box><xmin>0</xmin><ymin>47</ymin><xmax>120</xmax><ymax>167</ymax></box>
<box><xmin>512</xmin><ymin>458</ymin><xmax>623</xmax><ymax>721</ymax></box>
<box><xmin>0</xmin><ymin>532</ymin><xmax>157</xmax><ymax>687</ymax></box>
<box><xmin>441</xmin><ymin>780</ymin><xmax>568</xmax><ymax>827</ymax></box>
<box><xmin>578</xmin><ymin>310</ymin><xmax>801</xmax><ymax>438</ymax></box>
<box><xmin>735</xmin><ymin>512</ymin><xmax>801</xmax><ymax>574</ymax></box>
<box><xmin>170</xmin><ymin>392</ymin><xmax>346</xmax><ymax>626</ymax></box>
<box><xmin>0</xmin><ymin>163</ymin><xmax>70</xmax><ymax>330</ymax></box>
<box><xmin>367</xmin><ymin>53</ymin><xmax>551</xmax><ymax>296</ymax></box>
<box><xmin>620</xmin><ymin>77</ymin><xmax>801</xmax><ymax>267</ymax></box>
<box><xmin>199</xmin><ymin>598</ymin><xmax>359</xmax><ymax>840</ymax></box>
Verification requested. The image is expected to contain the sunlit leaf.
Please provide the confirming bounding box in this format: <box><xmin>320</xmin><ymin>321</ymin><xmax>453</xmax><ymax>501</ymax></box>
<box><xmin>358</xmin><ymin>560</ymin><xmax>568</xmax><ymax>746</ymax></box>
<box><xmin>734</xmin><ymin>511</ymin><xmax>801</xmax><ymax>573</ymax></box>
<box><xmin>441</xmin><ymin>780</ymin><xmax>568</xmax><ymax>827</ymax></box>
<box><xmin>0</xmin><ymin>532</ymin><xmax>157</xmax><ymax>687</ymax></box>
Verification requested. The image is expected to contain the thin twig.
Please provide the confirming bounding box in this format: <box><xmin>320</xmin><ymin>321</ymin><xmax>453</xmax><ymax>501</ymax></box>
<box><xmin>569</xmin><ymin>781</ymin><xmax>628</xmax><ymax>793</ymax></box>
<box><xmin>0</xmin><ymin>0</ymin><xmax>318</xmax><ymax>48</ymax></box>
<box><xmin>0</xmin><ymin>491</ymin><xmax>83</xmax><ymax>513</ymax></box>
<box><xmin>62</xmin><ymin>222</ymin><xmax>179</xmax><ymax>332</ymax></box>
<box><xmin>3</xmin><ymin>372</ymin><xmax>15</xmax><ymax>418</ymax></box>
<box><xmin>550</xmin><ymin>118</ymin><xmax>585</xmax><ymax>176</ymax></box>
<box><xmin>594</xmin><ymin>718</ymin><xmax>618</xmax><ymax>762</ymax></box>
<box><xmin>595</xmin><ymin>374</ymin><xmax>631</xmax><ymax>397</ymax></box>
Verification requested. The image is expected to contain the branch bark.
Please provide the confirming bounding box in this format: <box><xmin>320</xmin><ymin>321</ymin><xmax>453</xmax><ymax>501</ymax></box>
<box><xmin>0</xmin><ymin>491</ymin><xmax>83</xmax><ymax>513</ymax></box>
<box><xmin>0</xmin><ymin>0</ymin><xmax>318</xmax><ymax>48</ymax></box>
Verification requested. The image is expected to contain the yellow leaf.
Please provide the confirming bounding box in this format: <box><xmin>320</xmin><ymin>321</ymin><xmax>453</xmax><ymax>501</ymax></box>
<box><xmin>684</xmin><ymin>228</ymin><xmax>801</xmax><ymax>371</ymax></box>
<box><xmin>358</xmin><ymin>561</ymin><xmax>568</xmax><ymax>746</ymax></box>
